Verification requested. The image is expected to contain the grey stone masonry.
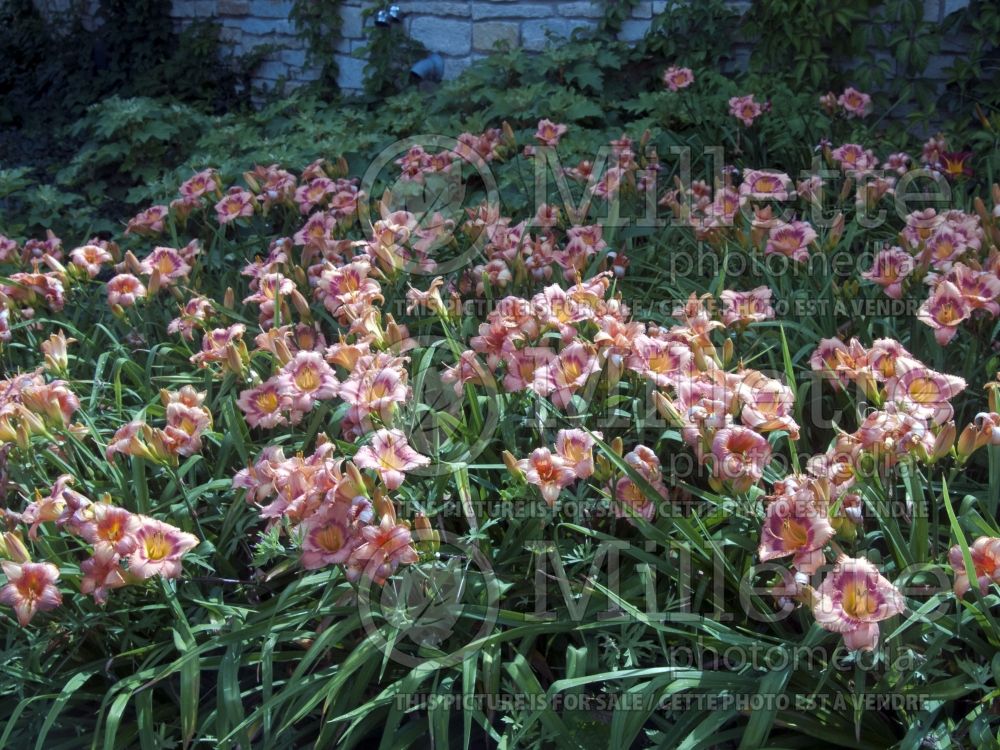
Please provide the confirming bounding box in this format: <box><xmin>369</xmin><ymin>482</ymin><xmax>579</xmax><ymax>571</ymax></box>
<box><xmin>32</xmin><ymin>0</ymin><xmax>972</xmax><ymax>93</ymax></box>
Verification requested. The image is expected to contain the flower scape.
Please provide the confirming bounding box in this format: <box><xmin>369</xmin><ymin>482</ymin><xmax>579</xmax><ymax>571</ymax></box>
<box><xmin>2</xmin><ymin>77</ymin><xmax>1000</xmax><ymax>747</ymax></box>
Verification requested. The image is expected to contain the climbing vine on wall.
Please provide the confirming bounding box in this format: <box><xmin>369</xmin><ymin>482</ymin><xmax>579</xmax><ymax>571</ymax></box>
<box><xmin>290</xmin><ymin>0</ymin><xmax>345</xmax><ymax>89</ymax></box>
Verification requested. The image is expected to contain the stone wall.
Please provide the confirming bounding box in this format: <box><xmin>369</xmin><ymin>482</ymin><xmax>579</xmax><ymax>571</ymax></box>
<box><xmin>31</xmin><ymin>0</ymin><xmax>972</xmax><ymax>93</ymax></box>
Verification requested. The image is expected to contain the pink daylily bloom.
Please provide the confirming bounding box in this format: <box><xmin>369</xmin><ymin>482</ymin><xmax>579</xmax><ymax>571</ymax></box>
<box><xmin>812</xmin><ymin>556</ymin><xmax>905</xmax><ymax>651</ymax></box>
<box><xmin>720</xmin><ymin>287</ymin><xmax>775</xmax><ymax>327</ymax></box>
<box><xmin>535</xmin><ymin>119</ymin><xmax>569</xmax><ymax>148</ymax></box>
<box><xmin>758</xmin><ymin>496</ymin><xmax>834</xmax><ymax>573</ymax></box>
<box><xmin>354</xmin><ymin>428</ymin><xmax>431</xmax><ymax>489</ymax></box>
<box><xmin>127</xmin><ymin>517</ymin><xmax>199</xmax><ymax>580</ymax></box>
<box><xmin>837</xmin><ymin>87</ymin><xmax>872</xmax><ymax>118</ymax></box>
<box><xmin>917</xmin><ymin>280</ymin><xmax>970</xmax><ymax>345</ymax></box>
<box><xmin>862</xmin><ymin>246</ymin><xmax>915</xmax><ymax>300</ymax></box>
<box><xmin>555</xmin><ymin>428</ymin><xmax>599</xmax><ymax>479</ymax></box>
<box><xmin>662</xmin><ymin>66</ymin><xmax>695</xmax><ymax>91</ymax></box>
<box><xmin>79</xmin><ymin>543</ymin><xmax>128</xmax><ymax>605</ymax></box>
<box><xmin>711</xmin><ymin>426</ymin><xmax>771</xmax><ymax>493</ymax></box>
<box><xmin>107</xmin><ymin>274</ymin><xmax>146</xmax><ymax>307</ymax></box>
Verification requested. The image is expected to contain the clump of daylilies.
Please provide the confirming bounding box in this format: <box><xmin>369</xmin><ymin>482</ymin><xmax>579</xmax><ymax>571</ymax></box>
<box><xmin>234</xmin><ymin>435</ymin><xmax>423</xmax><ymax>584</ymax></box>
<box><xmin>3</xmin><ymin>98</ymin><xmax>1000</xmax><ymax>654</ymax></box>
<box><xmin>106</xmin><ymin>386</ymin><xmax>214</xmax><ymax>466</ymax></box>
<box><xmin>2</xmin><ymin>473</ymin><xmax>199</xmax><ymax>624</ymax></box>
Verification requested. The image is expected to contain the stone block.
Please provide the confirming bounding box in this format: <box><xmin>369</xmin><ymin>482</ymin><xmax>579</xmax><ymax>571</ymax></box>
<box><xmin>409</xmin><ymin>16</ymin><xmax>472</xmax><ymax>56</ymax></box>
<box><xmin>557</xmin><ymin>2</ymin><xmax>604</xmax><ymax>19</ymax></box>
<box><xmin>398</xmin><ymin>1</ymin><xmax>471</xmax><ymax>18</ymax></box>
<box><xmin>521</xmin><ymin>19</ymin><xmax>593</xmax><ymax>51</ymax></box>
<box><xmin>218</xmin><ymin>0</ymin><xmax>250</xmax><ymax>16</ymax></box>
<box><xmin>618</xmin><ymin>19</ymin><xmax>649</xmax><ymax>42</ymax></box>
<box><xmin>443</xmin><ymin>55</ymin><xmax>473</xmax><ymax>79</ymax></box>
<box><xmin>342</xmin><ymin>4</ymin><xmax>365</xmax><ymax>38</ymax></box>
<box><xmin>247</xmin><ymin>0</ymin><xmax>295</xmax><ymax>19</ymax></box>
<box><xmin>473</xmin><ymin>21</ymin><xmax>519</xmax><ymax>51</ymax></box>
<box><xmin>473</xmin><ymin>3</ymin><xmax>553</xmax><ymax>20</ymax></box>
<box><xmin>336</xmin><ymin>54</ymin><xmax>367</xmax><ymax>90</ymax></box>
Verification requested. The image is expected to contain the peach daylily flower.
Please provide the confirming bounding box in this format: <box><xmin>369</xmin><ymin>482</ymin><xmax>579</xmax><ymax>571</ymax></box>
<box><xmin>949</xmin><ymin>536</ymin><xmax>1000</xmax><ymax>596</ymax></box>
<box><xmin>69</xmin><ymin>244</ymin><xmax>113</xmax><ymax>277</ymax></box>
<box><xmin>106</xmin><ymin>274</ymin><xmax>146</xmax><ymax>307</ymax></box>
<box><xmin>517</xmin><ymin>447</ymin><xmax>577</xmax><ymax>506</ymax></box>
<box><xmin>345</xmin><ymin>515</ymin><xmax>419</xmax><ymax>586</ymax></box>
<box><xmin>555</xmin><ymin>428</ymin><xmax>599</xmax><ymax>480</ymax></box>
<box><xmin>0</xmin><ymin>560</ymin><xmax>61</xmax><ymax>626</ymax></box>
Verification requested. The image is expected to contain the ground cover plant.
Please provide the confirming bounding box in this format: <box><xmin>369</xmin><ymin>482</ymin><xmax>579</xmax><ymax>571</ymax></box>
<box><xmin>2</xmin><ymin>3</ymin><xmax>1000</xmax><ymax>749</ymax></box>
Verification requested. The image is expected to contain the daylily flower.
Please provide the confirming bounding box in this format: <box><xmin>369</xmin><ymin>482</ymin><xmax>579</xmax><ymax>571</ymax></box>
<box><xmin>354</xmin><ymin>428</ymin><xmax>431</xmax><ymax>489</ymax></box>
<box><xmin>720</xmin><ymin>287</ymin><xmax>775</xmax><ymax>328</ymax></box>
<box><xmin>711</xmin><ymin>426</ymin><xmax>771</xmax><ymax>493</ymax></box>
<box><xmin>936</xmin><ymin>151</ymin><xmax>973</xmax><ymax>181</ymax></box>
<box><xmin>729</xmin><ymin>94</ymin><xmax>763</xmax><ymax>126</ymax></box>
<box><xmin>128</xmin><ymin>517</ymin><xmax>199</xmax><ymax>580</ymax></box>
<box><xmin>534</xmin><ymin>342</ymin><xmax>601</xmax><ymax>409</ymax></box>
<box><xmin>555</xmin><ymin>428</ymin><xmax>598</xmax><ymax>479</ymax></box>
<box><xmin>765</xmin><ymin>221</ymin><xmax>817</xmax><ymax>262</ymax></box>
<box><xmin>299</xmin><ymin>507</ymin><xmax>359</xmax><ymax>569</ymax></box>
<box><xmin>0</xmin><ymin>560</ymin><xmax>61</xmax><ymax>626</ymax></box>
<box><xmin>69</xmin><ymin>244</ymin><xmax>113</xmax><ymax>277</ymax></box>
<box><xmin>517</xmin><ymin>448</ymin><xmax>577</xmax><ymax>506</ymax></box>
<box><xmin>662</xmin><ymin>66</ymin><xmax>695</xmax><ymax>91</ymax></box>
<box><xmin>758</xmin><ymin>495</ymin><xmax>834</xmax><ymax>573</ymax></box>
<box><xmin>885</xmin><ymin>357</ymin><xmax>966</xmax><ymax>425</ymax></box>
<box><xmin>215</xmin><ymin>188</ymin><xmax>256</xmax><ymax>225</ymax></box>
<box><xmin>917</xmin><ymin>280</ymin><xmax>970</xmax><ymax>345</ymax></box>
<box><xmin>238</xmin><ymin>379</ymin><xmax>293</xmax><ymax>429</ymax></box>
<box><xmin>78</xmin><ymin>504</ymin><xmax>141</xmax><ymax>556</ymax></box>
<box><xmin>812</xmin><ymin>556</ymin><xmax>905</xmax><ymax>651</ymax></box>
<box><xmin>837</xmin><ymin>87</ymin><xmax>872</xmax><ymax>118</ymax></box>
<box><xmin>107</xmin><ymin>274</ymin><xmax>146</xmax><ymax>307</ymax></box>
<box><xmin>862</xmin><ymin>246</ymin><xmax>915</xmax><ymax>299</ymax></box>
<box><xmin>949</xmin><ymin>536</ymin><xmax>1000</xmax><ymax>596</ymax></box>
<box><xmin>276</xmin><ymin>351</ymin><xmax>339</xmax><ymax>412</ymax></box>
<box><xmin>535</xmin><ymin>119</ymin><xmax>569</xmax><ymax>148</ymax></box>
<box><xmin>345</xmin><ymin>514</ymin><xmax>419</xmax><ymax>585</ymax></box>
<box><xmin>79</xmin><ymin>543</ymin><xmax>128</xmax><ymax>605</ymax></box>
